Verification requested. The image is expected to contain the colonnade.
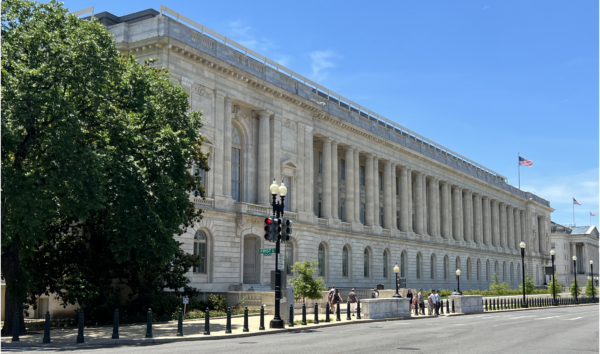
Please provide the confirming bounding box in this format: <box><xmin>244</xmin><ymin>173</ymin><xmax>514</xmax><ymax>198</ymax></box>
<box><xmin>318</xmin><ymin>139</ymin><xmax>541</xmax><ymax>252</ymax></box>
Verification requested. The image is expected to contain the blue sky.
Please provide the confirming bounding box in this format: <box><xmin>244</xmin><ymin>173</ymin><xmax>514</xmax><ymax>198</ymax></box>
<box><xmin>62</xmin><ymin>0</ymin><xmax>599</xmax><ymax>226</ymax></box>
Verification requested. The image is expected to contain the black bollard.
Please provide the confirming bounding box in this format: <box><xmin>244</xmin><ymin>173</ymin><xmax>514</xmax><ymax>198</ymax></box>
<box><xmin>346</xmin><ymin>300</ymin><xmax>351</xmax><ymax>320</ymax></box>
<box><xmin>446</xmin><ymin>299</ymin><xmax>450</xmax><ymax>313</ymax></box>
<box><xmin>440</xmin><ymin>300</ymin><xmax>444</xmax><ymax>314</ymax></box>
<box><xmin>225</xmin><ymin>307</ymin><xmax>232</xmax><ymax>334</ymax></box>
<box><xmin>289</xmin><ymin>304</ymin><xmax>295</xmax><ymax>327</ymax></box>
<box><xmin>243</xmin><ymin>307</ymin><xmax>249</xmax><ymax>332</ymax></box>
<box><xmin>357</xmin><ymin>300</ymin><xmax>361</xmax><ymax>319</ymax></box>
<box><xmin>145</xmin><ymin>308</ymin><xmax>152</xmax><ymax>339</ymax></box>
<box><xmin>204</xmin><ymin>308</ymin><xmax>210</xmax><ymax>335</ymax></box>
<box><xmin>112</xmin><ymin>309</ymin><xmax>119</xmax><ymax>339</ymax></box>
<box><xmin>43</xmin><ymin>311</ymin><xmax>51</xmax><ymax>344</ymax></box>
<box><xmin>77</xmin><ymin>310</ymin><xmax>85</xmax><ymax>343</ymax></box>
<box><xmin>302</xmin><ymin>303</ymin><xmax>307</xmax><ymax>325</ymax></box>
<box><xmin>452</xmin><ymin>299</ymin><xmax>455</xmax><ymax>313</ymax></box>
<box><xmin>493</xmin><ymin>299</ymin><xmax>496</xmax><ymax>311</ymax></box>
<box><xmin>484</xmin><ymin>299</ymin><xmax>488</xmax><ymax>311</ymax></box>
<box><xmin>415</xmin><ymin>301</ymin><xmax>419</xmax><ymax>316</ymax></box>
<box><xmin>336</xmin><ymin>302</ymin><xmax>341</xmax><ymax>321</ymax></box>
<box><xmin>177</xmin><ymin>308</ymin><xmax>183</xmax><ymax>337</ymax></box>
<box><xmin>325</xmin><ymin>302</ymin><xmax>331</xmax><ymax>322</ymax></box>
<box><xmin>259</xmin><ymin>305</ymin><xmax>265</xmax><ymax>330</ymax></box>
<box><xmin>12</xmin><ymin>311</ymin><xmax>20</xmax><ymax>342</ymax></box>
<box><xmin>314</xmin><ymin>303</ymin><xmax>319</xmax><ymax>324</ymax></box>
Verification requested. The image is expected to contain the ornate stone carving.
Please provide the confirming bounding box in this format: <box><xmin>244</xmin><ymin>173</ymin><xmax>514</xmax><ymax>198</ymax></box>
<box><xmin>284</xmin><ymin>119</ymin><xmax>296</xmax><ymax>130</ymax></box>
<box><xmin>193</xmin><ymin>84</ymin><xmax>213</xmax><ymax>98</ymax></box>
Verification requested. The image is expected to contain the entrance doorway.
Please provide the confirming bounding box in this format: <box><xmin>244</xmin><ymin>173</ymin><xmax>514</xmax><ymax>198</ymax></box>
<box><xmin>243</xmin><ymin>235</ymin><xmax>261</xmax><ymax>284</ymax></box>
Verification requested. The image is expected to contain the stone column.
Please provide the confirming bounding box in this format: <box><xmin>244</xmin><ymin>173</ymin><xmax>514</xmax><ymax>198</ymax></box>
<box><xmin>464</xmin><ymin>190</ymin><xmax>473</xmax><ymax>242</ymax></box>
<box><xmin>213</xmin><ymin>91</ymin><xmax>226</xmax><ymax>198</ymax></box>
<box><xmin>474</xmin><ymin>194</ymin><xmax>482</xmax><ymax>244</ymax></box>
<box><xmin>483</xmin><ymin>197</ymin><xmax>491</xmax><ymax>245</ymax></box>
<box><xmin>365</xmin><ymin>154</ymin><xmax>374</xmax><ymax>226</ymax></box>
<box><xmin>407</xmin><ymin>169</ymin><xmax>413</xmax><ymax>231</ymax></box>
<box><xmin>507</xmin><ymin>206</ymin><xmax>514</xmax><ymax>250</ymax></box>
<box><xmin>270</xmin><ymin>114</ymin><xmax>282</xmax><ymax>186</ymax></box>
<box><xmin>391</xmin><ymin>164</ymin><xmax>397</xmax><ymax>229</ymax></box>
<box><xmin>331</xmin><ymin>141</ymin><xmax>339</xmax><ymax>219</ymax></box>
<box><xmin>431</xmin><ymin>179</ymin><xmax>439</xmax><ymax>236</ymax></box>
<box><xmin>373</xmin><ymin>156</ymin><xmax>380</xmax><ymax>226</ymax></box>
<box><xmin>514</xmin><ymin>208</ymin><xmax>521</xmax><ymax>249</ymax></box>
<box><xmin>441</xmin><ymin>181</ymin><xmax>449</xmax><ymax>238</ymax></box>
<box><xmin>354</xmin><ymin>149</ymin><xmax>360</xmax><ymax>223</ymax></box>
<box><xmin>520</xmin><ymin>210</ymin><xmax>527</xmax><ymax>249</ymax></box>
<box><xmin>296</xmin><ymin>125</ymin><xmax>305</xmax><ymax>211</ymax></box>
<box><xmin>345</xmin><ymin>148</ymin><xmax>355</xmax><ymax>223</ymax></box>
<box><xmin>222</xmin><ymin>96</ymin><xmax>233</xmax><ymax>198</ymax></box>
<box><xmin>383</xmin><ymin>162</ymin><xmax>392</xmax><ymax>229</ymax></box>
<box><xmin>491</xmin><ymin>200</ymin><xmax>499</xmax><ymax>247</ymax></box>
<box><xmin>415</xmin><ymin>172</ymin><xmax>424</xmax><ymax>234</ymax></box>
<box><xmin>304</xmin><ymin>127</ymin><xmax>313</xmax><ymax>212</ymax></box>
<box><xmin>400</xmin><ymin>166</ymin><xmax>409</xmax><ymax>232</ymax></box>
<box><xmin>499</xmin><ymin>202</ymin><xmax>506</xmax><ymax>249</ymax></box>
<box><xmin>422</xmin><ymin>174</ymin><xmax>428</xmax><ymax>234</ymax></box>
<box><xmin>539</xmin><ymin>216</ymin><xmax>546</xmax><ymax>254</ymax></box>
<box><xmin>452</xmin><ymin>186</ymin><xmax>461</xmax><ymax>240</ymax></box>
<box><xmin>321</xmin><ymin>138</ymin><xmax>332</xmax><ymax>218</ymax></box>
<box><xmin>257</xmin><ymin>111</ymin><xmax>271</xmax><ymax>205</ymax></box>
<box><xmin>428</xmin><ymin>177</ymin><xmax>436</xmax><ymax>236</ymax></box>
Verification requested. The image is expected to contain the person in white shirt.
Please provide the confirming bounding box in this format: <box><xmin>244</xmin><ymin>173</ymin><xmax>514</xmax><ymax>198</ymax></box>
<box><xmin>434</xmin><ymin>290</ymin><xmax>441</xmax><ymax>316</ymax></box>
<box><xmin>431</xmin><ymin>290</ymin><xmax>438</xmax><ymax>317</ymax></box>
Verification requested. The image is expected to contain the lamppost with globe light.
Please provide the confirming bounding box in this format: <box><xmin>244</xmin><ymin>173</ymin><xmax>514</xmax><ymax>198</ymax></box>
<box><xmin>590</xmin><ymin>260</ymin><xmax>595</xmax><ymax>303</ymax></box>
<box><xmin>393</xmin><ymin>264</ymin><xmax>401</xmax><ymax>297</ymax></box>
<box><xmin>550</xmin><ymin>250</ymin><xmax>556</xmax><ymax>305</ymax></box>
<box><xmin>456</xmin><ymin>269</ymin><xmax>461</xmax><ymax>294</ymax></box>
<box><xmin>520</xmin><ymin>242</ymin><xmax>528</xmax><ymax>308</ymax></box>
<box><xmin>269</xmin><ymin>179</ymin><xmax>287</xmax><ymax>329</ymax></box>
<box><xmin>572</xmin><ymin>256</ymin><xmax>578</xmax><ymax>304</ymax></box>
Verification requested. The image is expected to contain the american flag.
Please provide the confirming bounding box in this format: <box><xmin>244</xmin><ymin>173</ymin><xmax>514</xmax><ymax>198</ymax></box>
<box><xmin>591</xmin><ymin>212</ymin><xmax>596</xmax><ymax>216</ymax></box>
<box><xmin>519</xmin><ymin>156</ymin><xmax>533</xmax><ymax>167</ymax></box>
<box><xmin>573</xmin><ymin>198</ymin><xmax>582</xmax><ymax>206</ymax></box>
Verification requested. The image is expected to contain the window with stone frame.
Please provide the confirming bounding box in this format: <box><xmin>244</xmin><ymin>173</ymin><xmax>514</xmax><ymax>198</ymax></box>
<box><xmin>318</xmin><ymin>151</ymin><xmax>323</xmax><ymax>174</ymax></box>
<box><xmin>283</xmin><ymin>176</ymin><xmax>291</xmax><ymax>211</ymax></box>
<box><xmin>379</xmin><ymin>207</ymin><xmax>383</xmax><ymax>226</ymax></box>
<box><xmin>285</xmin><ymin>242</ymin><xmax>294</xmax><ymax>275</ymax></box>
<box><xmin>342</xmin><ymin>246</ymin><xmax>349</xmax><ymax>277</ymax></box>
<box><xmin>467</xmin><ymin>258</ymin><xmax>471</xmax><ymax>281</ymax></box>
<box><xmin>416</xmin><ymin>253</ymin><xmax>422</xmax><ymax>279</ymax></box>
<box><xmin>318</xmin><ymin>194</ymin><xmax>322</xmax><ymax>217</ymax></box>
<box><xmin>396</xmin><ymin>211</ymin><xmax>400</xmax><ymax>230</ymax></box>
<box><xmin>400</xmin><ymin>252</ymin><xmax>406</xmax><ymax>277</ymax></box>
<box><xmin>193</xmin><ymin>230</ymin><xmax>207</xmax><ymax>274</ymax></box>
<box><xmin>430</xmin><ymin>254</ymin><xmax>435</xmax><ymax>280</ymax></box>
<box><xmin>360</xmin><ymin>166</ymin><xmax>365</xmax><ymax>186</ymax></box>
<box><xmin>360</xmin><ymin>203</ymin><xmax>366</xmax><ymax>224</ymax></box>
<box><xmin>383</xmin><ymin>250</ymin><xmax>389</xmax><ymax>278</ymax></box>
<box><xmin>378</xmin><ymin>171</ymin><xmax>383</xmax><ymax>191</ymax></box>
<box><xmin>477</xmin><ymin>259</ymin><xmax>481</xmax><ymax>281</ymax></box>
<box><xmin>363</xmin><ymin>248</ymin><xmax>369</xmax><ymax>277</ymax></box>
<box><xmin>318</xmin><ymin>244</ymin><xmax>325</xmax><ymax>277</ymax></box>
<box><xmin>444</xmin><ymin>256</ymin><xmax>448</xmax><ymax>280</ymax></box>
<box><xmin>340</xmin><ymin>159</ymin><xmax>346</xmax><ymax>180</ymax></box>
<box><xmin>231</xmin><ymin>126</ymin><xmax>242</xmax><ymax>202</ymax></box>
<box><xmin>340</xmin><ymin>198</ymin><xmax>345</xmax><ymax>221</ymax></box>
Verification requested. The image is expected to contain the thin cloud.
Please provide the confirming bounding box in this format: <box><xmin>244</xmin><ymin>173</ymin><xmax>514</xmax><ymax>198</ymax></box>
<box><xmin>227</xmin><ymin>21</ymin><xmax>290</xmax><ymax>67</ymax></box>
<box><xmin>309</xmin><ymin>50</ymin><xmax>337</xmax><ymax>81</ymax></box>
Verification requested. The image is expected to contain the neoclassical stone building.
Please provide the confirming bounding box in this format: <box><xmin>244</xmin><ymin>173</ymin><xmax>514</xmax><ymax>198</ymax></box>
<box><xmin>550</xmin><ymin>223</ymin><xmax>599</xmax><ymax>286</ymax></box>
<box><xmin>97</xmin><ymin>6</ymin><xmax>554</xmax><ymax>293</ymax></box>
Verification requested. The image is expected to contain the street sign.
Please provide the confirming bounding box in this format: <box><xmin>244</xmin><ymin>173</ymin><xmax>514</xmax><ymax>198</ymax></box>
<box><xmin>182</xmin><ymin>296</ymin><xmax>189</xmax><ymax>304</ymax></box>
<box><xmin>259</xmin><ymin>248</ymin><xmax>276</xmax><ymax>256</ymax></box>
<box><xmin>277</xmin><ymin>257</ymin><xmax>285</xmax><ymax>271</ymax></box>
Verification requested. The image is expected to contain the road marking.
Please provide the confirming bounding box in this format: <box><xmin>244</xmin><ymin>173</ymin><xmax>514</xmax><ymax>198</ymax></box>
<box><xmin>565</xmin><ymin>317</ymin><xmax>582</xmax><ymax>321</ymax></box>
<box><xmin>535</xmin><ymin>316</ymin><xmax>557</xmax><ymax>320</ymax></box>
<box><xmin>508</xmin><ymin>316</ymin><xmax>531</xmax><ymax>319</ymax></box>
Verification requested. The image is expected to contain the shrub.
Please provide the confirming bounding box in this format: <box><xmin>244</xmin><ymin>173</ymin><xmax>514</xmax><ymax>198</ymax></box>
<box><xmin>585</xmin><ymin>278</ymin><xmax>598</xmax><ymax>297</ymax></box>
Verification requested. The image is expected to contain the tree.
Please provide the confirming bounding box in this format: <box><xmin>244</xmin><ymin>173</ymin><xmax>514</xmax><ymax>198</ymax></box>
<box><xmin>547</xmin><ymin>273</ymin><xmax>565</xmax><ymax>294</ymax></box>
<box><xmin>489</xmin><ymin>272</ymin><xmax>510</xmax><ymax>295</ymax></box>
<box><xmin>1</xmin><ymin>0</ymin><xmax>208</xmax><ymax>333</ymax></box>
<box><xmin>570</xmin><ymin>278</ymin><xmax>582</xmax><ymax>298</ymax></box>
<box><xmin>288</xmin><ymin>260</ymin><xmax>327</xmax><ymax>303</ymax></box>
<box><xmin>518</xmin><ymin>273</ymin><xmax>536</xmax><ymax>295</ymax></box>
<box><xmin>585</xmin><ymin>278</ymin><xmax>598</xmax><ymax>298</ymax></box>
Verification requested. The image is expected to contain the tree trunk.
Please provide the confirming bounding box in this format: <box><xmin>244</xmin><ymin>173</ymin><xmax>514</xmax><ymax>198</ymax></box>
<box><xmin>1</xmin><ymin>245</ymin><xmax>27</xmax><ymax>336</ymax></box>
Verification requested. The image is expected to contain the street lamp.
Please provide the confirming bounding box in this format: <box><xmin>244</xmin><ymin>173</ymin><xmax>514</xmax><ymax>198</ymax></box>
<box><xmin>550</xmin><ymin>250</ymin><xmax>556</xmax><ymax>305</ymax></box>
<box><xmin>456</xmin><ymin>269</ymin><xmax>461</xmax><ymax>294</ymax></box>
<box><xmin>590</xmin><ymin>260</ymin><xmax>595</xmax><ymax>303</ymax></box>
<box><xmin>393</xmin><ymin>264</ymin><xmax>401</xmax><ymax>297</ymax></box>
<box><xmin>269</xmin><ymin>179</ymin><xmax>287</xmax><ymax>329</ymax></box>
<box><xmin>572</xmin><ymin>256</ymin><xmax>578</xmax><ymax>304</ymax></box>
<box><xmin>520</xmin><ymin>242</ymin><xmax>528</xmax><ymax>308</ymax></box>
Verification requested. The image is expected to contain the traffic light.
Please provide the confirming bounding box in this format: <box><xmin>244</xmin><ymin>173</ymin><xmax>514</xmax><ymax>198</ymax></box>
<box><xmin>264</xmin><ymin>217</ymin><xmax>275</xmax><ymax>241</ymax></box>
<box><xmin>281</xmin><ymin>218</ymin><xmax>293</xmax><ymax>241</ymax></box>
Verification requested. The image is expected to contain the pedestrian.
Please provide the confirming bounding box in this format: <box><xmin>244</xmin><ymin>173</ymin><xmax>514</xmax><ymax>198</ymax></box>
<box><xmin>371</xmin><ymin>287</ymin><xmax>379</xmax><ymax>299</ymax></box>
<box><xmin>451</xmin><ymin>289</ymin><xmax>458</xmax><ymax>296</ymax></box>
<box><xmin>347</xmin><ymin>288</ymin><xmax>358</xmax><ymax>316</ymax></box>
<box><xmin>427</xmin><ymin>292</ymin><xmax>433</xmax><ymax>315</ymax></box>
<box><xmin>434</xmin><ymin>290</ymin><xmax>441</xmax><ymax>316</ymax></box>
<box><xmin>412</xmin><ymin>290</ymin><xmax>418</xmax><ymax>313</ymax></box>
<box><xmin>418</xmin><ymin>289</ymin><xmax>425</xmax><ymax>315</ymax></box>
<box><xmin>431</xmin><ymin>290</ymin><xmax>438</xmax><ymax>316</ymax></box>
<box><xmin>407</xmin><ymin>289</ymin><xmax>413</xmax><ymax>310</ymax></box>
<box><xmin>332</xmin><ymin>288</ymin><xmax>343</xmax><ymax>315</ymax></box>
<box><xmin>328</xmin><ymin>285</ymin><xmax>336</xmax><ymax>306</ymax></box>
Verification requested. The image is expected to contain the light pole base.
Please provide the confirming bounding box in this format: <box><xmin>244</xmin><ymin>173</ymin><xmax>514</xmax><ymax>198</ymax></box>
<box><xmin>393</xmin><ymin>294</ymin><xmax>402</xmax><ymax>298</ymax></box>
<box><xmin>269</xmin><ymin>318</ymin><xmax>284</xmax><ymax>329</ymax></box>
<box><xmin>521</xmin><ymin>303</ymin><xmax>528</xmax><ymax>308</ymax></box>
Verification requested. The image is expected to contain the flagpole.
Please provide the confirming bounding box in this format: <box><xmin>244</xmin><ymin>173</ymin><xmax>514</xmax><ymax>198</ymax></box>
<box><xmin>518</xmin><ymin>152</ymin><xmax>521</xmax><ymax>190</ymax></box>
<box><xmin>573</xmin><ymin>197</ymin><xmax>575</xmax><ymax>227</ymax></box>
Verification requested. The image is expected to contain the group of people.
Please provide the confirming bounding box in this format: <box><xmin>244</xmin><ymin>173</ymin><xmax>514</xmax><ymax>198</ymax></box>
<box><xmin>406</xmin><ymin>289</ymin><xmax>441</xmax><ymax>316</ymax></box>
<box><xmin>327</xmin><ymin>285</ymin><xmax>359</xmax><ymax>316</ymax></box>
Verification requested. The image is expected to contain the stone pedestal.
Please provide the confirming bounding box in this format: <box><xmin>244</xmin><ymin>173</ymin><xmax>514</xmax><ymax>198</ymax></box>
<box><xmin>360</xmin><ymin>298</ymin><xmax>411</xmax><ymax>319</ymax></box>
<box><xmin>449</xmin><ymin>295</ymin><xmax>483</xmax><ymax>314</ymax></box>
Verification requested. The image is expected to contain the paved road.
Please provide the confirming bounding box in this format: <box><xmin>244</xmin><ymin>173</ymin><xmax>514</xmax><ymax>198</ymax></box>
<box><xmin>5</xmin><ymin>305</ymin><xmax>598</xmax><ymax>353</ymax></box>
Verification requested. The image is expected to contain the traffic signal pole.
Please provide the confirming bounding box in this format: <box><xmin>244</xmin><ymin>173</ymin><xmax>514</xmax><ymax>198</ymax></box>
<box><xmin>269</xmin><ymin>191</ymin><xmax>285</xmax><ymax>329</ymax></box>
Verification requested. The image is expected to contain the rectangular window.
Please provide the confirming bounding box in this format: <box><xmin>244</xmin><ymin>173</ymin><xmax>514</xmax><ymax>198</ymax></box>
<box><xmin>340</xmin><ymin>159</ymin><xmax>346</xmax><ymax>180</ymax></box>
<box><xmin>378</xmin><ymin>171</ymin><xmax>383</xmax><ymax>191</ymax></box>
<box><xmin>360</xmin><ymin>166</ymin><xmax>365</xmax><ymax>186</ymax></box>
<box><xmin>340</xmin><ymin>198</ymin><xmax>346</xmax><ymax>221</ymax></box>
<box><xmin>395</xmin><ymin>177</ymin><xmax>399</xmax><ymax>195</ymax></box>
<box><xmin>396</xmin><ymin>211</ymin><xmax>400</xmax><ymax>230</ymax></box>
<box><xmin>231</xmin><ymin>147</ymin><xmax>241</xmax><ymax>202</ymax></box>
<box><xmin>318</xmin><ymin>151</ymin><xmax>323</xmax><ymax>174</ymax></box>
<box><xmin>551</xmin><ymin>243</ymin><xmax>555</xmax><ymax>249</ymax></box>
<box><xmin>194</xmin><ymin>241</ymin><xmax>206</xmax><ymax>274</ymax></box>
<box><xmin>379</xmin><ymin>207</ymin><xmax>383</xmax><ymax>226</ymax></box>
<box><xmin>318</xmin><ymin>194</ymin><xmax>322</xmax><ymax>217</ymax></box>
<box><xmin>283</xmin><ymin>176</ymin><xmax>291</xmax><ymax>211</ymax></box>
<box><xmin>360</xmin><ymin>203</ymin><xmax>366</xmax><ymax>224</ymax></box>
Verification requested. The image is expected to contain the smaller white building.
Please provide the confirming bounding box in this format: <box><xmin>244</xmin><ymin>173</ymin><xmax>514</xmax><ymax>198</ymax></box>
<box><xmin>550</xmin><ymin>223</ymin><xmax>599</xmax><ymax>286</ymax></box>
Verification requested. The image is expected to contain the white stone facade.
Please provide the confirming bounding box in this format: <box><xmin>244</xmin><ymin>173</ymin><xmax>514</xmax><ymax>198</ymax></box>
<box><xmin>101</xmin><ymin>7</ymin><xmax>554</xmax><ymax>294</ymax></box>
<box><xmin>550</xmin><ymin>223</ymin><xmax>599</xmax><ymax>286</ymax></box>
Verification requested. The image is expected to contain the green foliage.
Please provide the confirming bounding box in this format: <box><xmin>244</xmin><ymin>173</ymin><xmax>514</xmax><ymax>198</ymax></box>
<box><xmin>548</xmin><ymin>273</ymin><xmax>565</xmax><ymax>293</ymax></box>
<box><xmin>489</xmin><ymin>273</ymin><xmax>510</xmax><ymax>295</ymax></box>
<box><xmin>288</xmin><ymin>260</ymin><xmax>327</xmax><ymax>303</ymax></box>
<box><xmin>1</xmin><ymin>0</ymin><xmax>209</xmax><ymax>328</ymax></box>
<box><xmin>585</xmin><ymin>278</ymin><xmax>598</xmax><ymax>297</ymax></box>
<box><xmin>570</xmin><ymin>278</ymin><xmax>582</xmax><ymax>298</ymax></box>
<box><xmin>519</xmin><ymin>273</ymin><xmax>536</xmax><ymax>294</ymax></box>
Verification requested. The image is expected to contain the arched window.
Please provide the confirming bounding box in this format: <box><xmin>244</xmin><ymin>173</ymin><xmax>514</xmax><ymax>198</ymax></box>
<box><xmin>416</xmin><ymin>253</ymin><xmax>422</xmax><ymax>279</ymax></box>
<box><xmin>510</xmin><ymin>263</ymin><xmax>514</xmax><ymax>284</ymax></box>
<box><xmin>444</xmin><ymin>256</ymin><xmax>449</xmax><ymax>280</ymax></box>
<box><xmin>467</xmin><ymin>258</ymin><xmax>471</xmax><ymax>281</ymax></box>
<box><xmin>342</xmin><ymin>246</ymin><xmax>349</xmax><ymax>277</ymax></box>
<box><xmin>455</xmin><ymin>256</ymin><xmax>461</xmax><ymax>274</ymax></box>
<box><xmin>231</xmin><ymin>125</ymin><xmax>242</xmax><ymax>202</ymax></box>
<box><xmin>503</xmin><ymin>262</ymin><xmax>507</xmax><ymax>282</ymax></box>
<box><xmin>194</xmin><ymin>230</ymin><xmax>207</xmax><ymax>274</ymax></box>
<box><xmin>477</xmin><ymin>259</ymin><xmax>481</xmax><ymax>281</ymax></box>
<box><xmin>318</xmin><ymin>244</ymin><xmax>325</xmax><ymax>277</ymax></box>
<box><xmin>383</xmin><ymin>250</ymin><xmax>389</xmax><ymax>278</ymax></box>
<box><xmin>364</xmin><ymin>248</ymin><xmax>370</xmax><ymax>277</ymax></box>
<box><xmin>400</xmin><ymin>252</ymin><xmax>406</xmax><ymax>278</ymax></box>
<box><xmin>486</xmin><ymin>260</ymin><xmax>491</xmax><ymax>281</ymax></box>
<box><xmin>495</xmin><ymin>261</ymin><xmax>498</xmax><ymax>277</ymax></box>
<box><xmin>430</xmin><ymin>254</ymin><xmax>436</xmax><ymax>280</ymax></box>
<box><xmin>285</xmin><ymin>242</ymin><xmax>294</xmax><ymax>275</ymax></box>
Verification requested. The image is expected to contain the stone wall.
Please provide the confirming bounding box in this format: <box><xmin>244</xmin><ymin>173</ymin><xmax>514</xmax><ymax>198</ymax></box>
<box><xmin>360</xmin><ymin>298</ymin><xmax>411</xmax><ymax>319</ymax></box>
<box><xmin>450</xmin><ymin>295</ymin><xmax>483</xmax><ymax>314</ymax></box>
